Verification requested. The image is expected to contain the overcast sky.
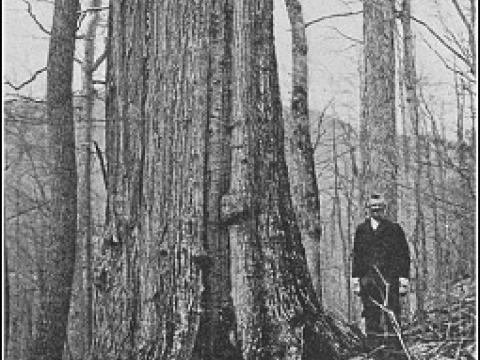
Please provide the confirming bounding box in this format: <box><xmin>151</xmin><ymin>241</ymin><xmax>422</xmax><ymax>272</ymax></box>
<box><xmin>3</xmin><ymin>0</ymin><xmax>472</xmax><ymax>138</ymax></box>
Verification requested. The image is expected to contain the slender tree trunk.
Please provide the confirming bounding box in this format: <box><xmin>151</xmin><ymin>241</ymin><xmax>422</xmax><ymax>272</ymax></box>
<box><xmin>284</xmin><ymin>0</ymin><xmax>323</xmax><ymax>301</ymax></box>
<box><xmin>437</xmin><ymin>123</ymin><xmax>447</xmax><ymax>295</ymax></box>
<box><xmin>402</xmin><ymin>0</ymin><xmax>426</xmax><ymax>323</ymax></box>
<box><xmin>362</xmin><ymin>0</ymin><xmax>397</xmax><ymax>219</ymax></box>
<box><xmin>426</xmin><ymin>138</ymin><xmax>441</xmax><ymax>303</ymax></box>
<box><xmin>29</xmin><ymin>1</ymin><xmax>79</xmax><ymax>359</ymax></box>
<box><xmin>469</xmin><ymin>0</ymin><xmax>476</xmax><ymax>77</ymax></box>
<box><xmin>358</xmin><ymin>49</ymin><xmax>367</xmax><ymax>222</ymax></box>
<box><xmin>454</xmin><ymin>71</ymin><xmax>471</xmax><ymax>278</ymax></box>
<box><xmin>5</xmin><ymin>243</ymin><xmax>9</xmax><ymax>352</ymax></box>
<box><xmin>67</xmin><ymin>0</ymin><xmax>101</xmax><ymax>352</ymax></box>
<box><xmin>398</xmin><ymin>39</ymin><xmax>410</xmax><ymax>174</ymax></box>
<box><xmin>14</xmin><ymin>188</ymin><xmax>20</xmax><ymax>359</ymax></box>
<box><xmin>346</xmin><ymin>128</ymin><xmax>357</xmax><ymax>322</ymax></box>
<box><xmin>80</xmin><ymin>0</ymin><xmax>101</xmax><ymax>351</ymax></box>
<box><xmin>333</xmin><ymin>116</ymin><xmax>349</xmax><ymax>321</ymax></box>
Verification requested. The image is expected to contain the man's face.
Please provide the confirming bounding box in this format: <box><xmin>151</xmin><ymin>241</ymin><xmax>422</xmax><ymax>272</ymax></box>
<box><xmin>369</xmin><ymin>206</ymin><xmax>385</xmax><ymax>220</ymax></box>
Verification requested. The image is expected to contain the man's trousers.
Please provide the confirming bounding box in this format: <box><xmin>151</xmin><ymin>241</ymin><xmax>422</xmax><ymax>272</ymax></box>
<box><xmin>359</xmin><ymin>268</ymin><xmax>403</xmax><ymax>355</ymax></box>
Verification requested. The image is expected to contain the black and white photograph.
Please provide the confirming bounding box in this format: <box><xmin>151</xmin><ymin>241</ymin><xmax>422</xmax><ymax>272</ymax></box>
<box><xmin>2</xmin><ymin>0</ymin><xmax>477</xmax><ymax>359</ymax></box>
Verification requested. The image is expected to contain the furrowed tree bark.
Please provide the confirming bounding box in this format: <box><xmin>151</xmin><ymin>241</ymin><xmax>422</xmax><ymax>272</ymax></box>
<box><xmin>28</xmin><ymin>0</ymin><xmax>79</xmax><ymax>359</ymax></box>
<box><xmin>362</xmin><ymin>0</ymin><xmax>397</xmax><ymax>219</ymax></box>
<box><xmin>94</xmin><ymin>1</ymin><xmax>218</xmax><ymax>359</ymax></box>
<box><xmin>226</xmin><ymin>1</ymin><xmax>360</xmax><ymax>358</ymax></box>
<box><xmin>284</xmin><ymin>0</ymin><xmax>322</xmax><ymax>300</ymax></box>
<box><xmin>194</xmin><ymin>1</ymin><xmax>238</xmax><ymax>359</ymax></box>
<box><xmin>93</xmin><ymin>1</ymin><xmax>362</xmax><ymax>358</ymax></box>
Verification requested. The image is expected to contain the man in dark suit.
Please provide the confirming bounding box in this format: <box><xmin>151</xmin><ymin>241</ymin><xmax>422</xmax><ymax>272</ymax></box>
<box><xmin>351</xmin><ymin>193</ymin><xmax>410</xmax><ymax>351</ymax></box>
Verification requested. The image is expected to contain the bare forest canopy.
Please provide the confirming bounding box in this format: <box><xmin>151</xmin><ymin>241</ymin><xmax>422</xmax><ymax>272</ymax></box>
<box><xmin>3</xmin><ymin>0</ymin><xmax>477</xmax><ymax>360</ymax></box>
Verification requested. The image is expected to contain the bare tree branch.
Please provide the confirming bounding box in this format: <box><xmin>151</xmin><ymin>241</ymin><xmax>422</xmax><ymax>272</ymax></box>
<box><xmin>93</xmin><ymin>140</ymin><xmax>108</xmax><ymax>191</ymax></box>
<box><xmin>451</xmin><ymin>0</ymin><xmax>473</xmax><ymax>36</ymax></box>
<box><xmin>421</xmin><ymin>36</ymin><xmax>475</xmax><ymax>83</ymax></box>
<box><xmin>6</xmin><ymin>202</ymin><xmax>50</xmax><ymax>222</ymax></box>
<box><xmin>328</xmin><ymin>26</ymin><xmax>363</xmax><ymax>44</ymax></box>
<box><xmin>4</xmin><ymin>67</ymin><xmax>47</xmax><ymax>91</ymax></box>
<box><xmin>90</xmin><ymin>45</ymin><xmax>108</xmax><ymax>73</ymax></box>
<box><xmin>22</xmin><ymin>0</ymin><xmax>50</xmax><ymax>35</ymax></box>
<box><xmin>23</xmin><ymin>0</ymin><xmax>87</xmax><ymax>40</ymax></box>
<box><xmin>304</xmin><ymin>10</ymin><xmax>362</xmax><ymax>28</ymax></box>
<box><xmin>313</xmin><ymin>98</ymin><xmax>335</xmax><ymax>150</ymax></box>
<box><xmin>410</xmin><ymin>15</ymin><xmax>473</xmax><ymax>71</ymax></box>
<box><xmin>4</xmin><ymin>93</ymin><xmax>45</xmax><ymax>103</ymax></box>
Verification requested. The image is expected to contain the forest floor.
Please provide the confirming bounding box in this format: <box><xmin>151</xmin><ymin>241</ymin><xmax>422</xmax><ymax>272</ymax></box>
<box><xmin>348</xmin><ymin>278</ymin><xmax>476</xmax><ymax>360</ymax></box>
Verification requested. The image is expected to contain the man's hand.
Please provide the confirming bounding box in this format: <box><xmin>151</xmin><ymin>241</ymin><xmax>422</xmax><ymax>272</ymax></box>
<box><xmin>399</xmin><ymin>277</ymin><xmax>409</xmax><ymax>296</ymax></box>
<box><xmin>352</xmin><ymin>278</ymin><xmax>360</xmax><ymax>296</ymax></box>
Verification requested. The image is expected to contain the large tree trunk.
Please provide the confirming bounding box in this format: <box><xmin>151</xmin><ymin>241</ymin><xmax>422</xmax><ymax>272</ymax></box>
<box><xmin>95</xmin><ymin>1</ymin><xmax>361</xmax><ymax>359</ymax></box>
<box><xmin>96</xmin><ymin>1</ymin><xmax>205</xmax><ymax>358</ymax></box>
<box><xmin>284</xmin><ymin>0</ymin><xmax>322</xmax><ymax>300</ymax></box>
<box><xmin>225</xmin><ymin>1</ymin><xmax>359</xmax><ymax>359</ymax></box>
<box><xmin>362</xmin><ymin>0</ymin><xmax>397</xmax><ymax>219</ymax></box>
<box><xmin>95</xmin><ymin>1</ymin><xmax>229</xmax><ymax>358</ymax></box>
<box><xmin>28</xmin><ymin>1</ymin><xmax>79</xmax><ymax>359</ymax></box>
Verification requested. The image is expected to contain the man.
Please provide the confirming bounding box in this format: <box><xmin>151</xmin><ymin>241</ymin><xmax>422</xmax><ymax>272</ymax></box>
<box><xmin>351</xmin><ymin>193</ymin><xmax>410</xmax><ymax>353</ymax></box>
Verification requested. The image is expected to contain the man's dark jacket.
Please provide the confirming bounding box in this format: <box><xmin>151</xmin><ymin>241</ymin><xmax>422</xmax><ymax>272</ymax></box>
<box><xmin>352</xmin><ymin>218</ymin><xmax>410</xmax><ymax>280</ymax></box>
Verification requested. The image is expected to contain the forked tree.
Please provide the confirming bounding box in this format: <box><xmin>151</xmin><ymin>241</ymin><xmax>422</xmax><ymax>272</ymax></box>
<box><xmin>94</xmin><ymin>1</ymin><xmax>360</xmax><ymax>359</ymax></box>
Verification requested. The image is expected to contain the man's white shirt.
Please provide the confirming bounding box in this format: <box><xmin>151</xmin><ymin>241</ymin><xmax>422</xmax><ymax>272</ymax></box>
<box><xmin>370</xmin><ymin>217</ymin><xmax>379</xmax><ymax>231</ymax></box>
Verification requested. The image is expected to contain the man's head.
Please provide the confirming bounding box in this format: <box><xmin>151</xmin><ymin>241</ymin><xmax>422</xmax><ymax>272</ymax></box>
<box><xmin>367</xmin><ymin>193</ymin><xmax>386</xmax><ymax>220</ymax></box>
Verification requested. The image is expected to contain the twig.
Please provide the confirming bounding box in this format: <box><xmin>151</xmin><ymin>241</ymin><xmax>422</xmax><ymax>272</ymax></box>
<box><xmin>93</xmin><ymin>140</ymin><xmax>108</xmax><ymax>192</ymax></box>
<box><xmin>410</xmin><ymin>14</ymin><xmax>473</xmax><ymax>71</ymax></box>
<box><xmin>4</xmin><ymin>93</ymin><xmax>45</xmax><ymax>103</ymax></box>
<box><xmin>91</xmin><ymin>45</ymin><xmax>108</xmax><ymax>73</ymax></box>
<box><xmin>328</xmin><ymin>26</ymin><xmax>363</xmax><ymax>44</ymax></box>
<box><xmin>5</xmin><ymin>201</ymin><xmax>51</xmax><ymax>221</ymax></box>
<box><xmin>304</xmin><ymin>10</ymin><xmax>363</xmax><ymax>28</ymax></box>
<box><xmin>369</xmin><ymin>297</ymin><xmax>414</xmax><ymax>360</ymax></box>
<box><xmin>4</xmin><ymin>67</ymin><xmax>47</xmax><ymax>91</ymax></box>
<box><xmin>366</xmin><ymin>344</ymin><xmax>387</xmax><ymax>357</ymax></box>
<box><xmin>451</xmin><ymin>0</ymin><xmax>474</xmax><ymax>37</ymax></box>
<box><xmin>22</xmin><ymin>0</ymin><xmax>50</xmax><ymax>35</ymax></box>
<box><xmin>78</xmin><ymin>6</ymin><xmax>109</xmax><ymax>15</ymax></box>
<box><xmin>371</xmin><ymin>265</ymin><xmax>390</xmax><ymax>334</ymax></box>
<box><xmin>420</xmin><ymin>36</ymin><xmax>475</xmax><ymax>83</ymax></box>
<box><xmin>313</xmin><ymin>97</ymin><xmax>334</xmax><ymax>150</ymax></box>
